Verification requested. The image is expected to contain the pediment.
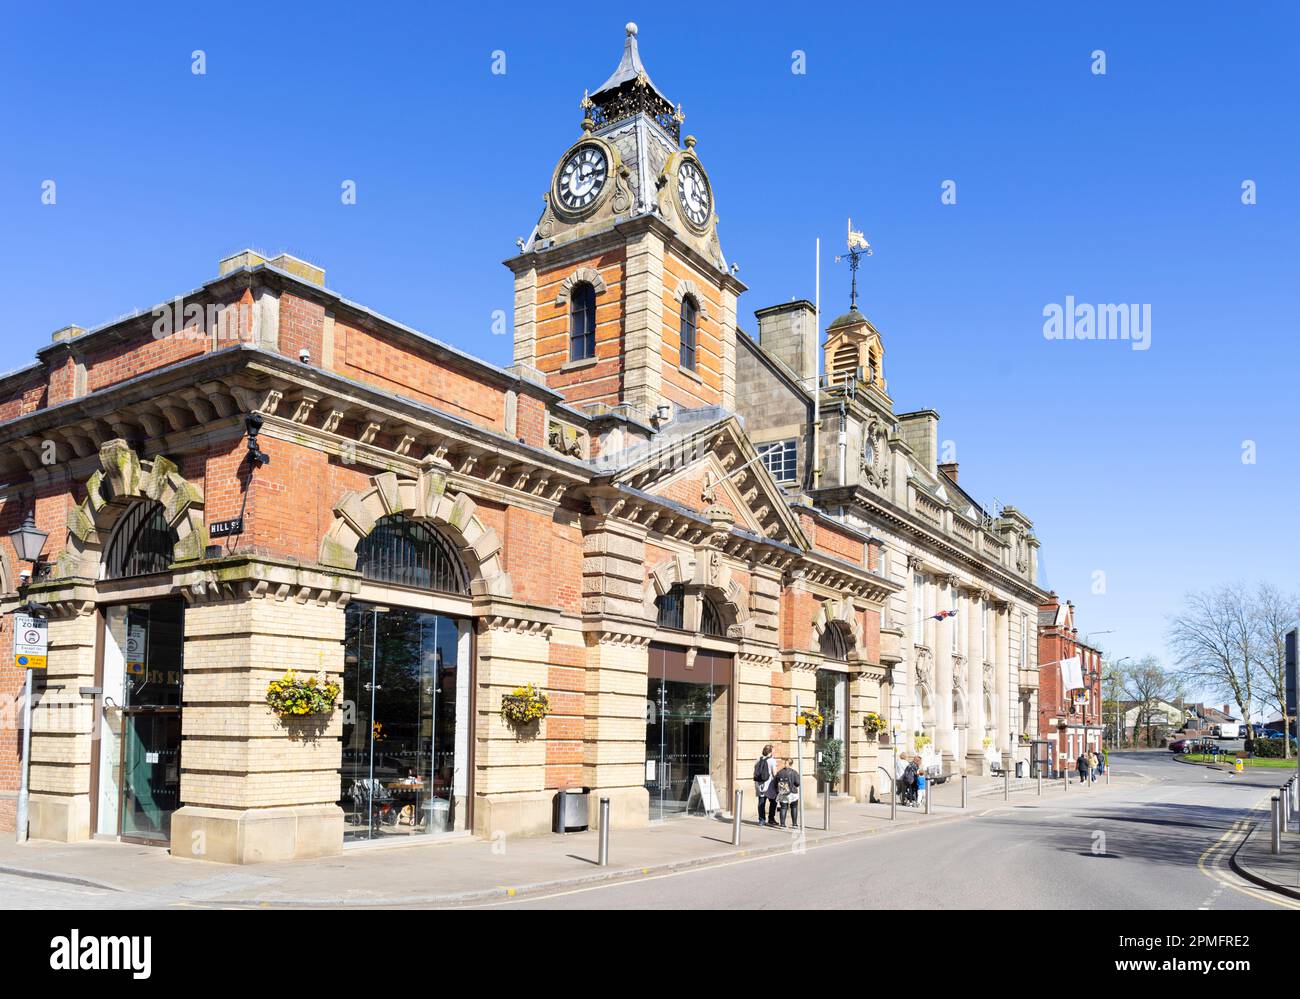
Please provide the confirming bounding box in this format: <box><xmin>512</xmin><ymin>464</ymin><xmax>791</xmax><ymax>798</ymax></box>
<box><xmin>612</xmin><ymin>416</ymin><xmax>808</xmax><ymax>549</ymax></box>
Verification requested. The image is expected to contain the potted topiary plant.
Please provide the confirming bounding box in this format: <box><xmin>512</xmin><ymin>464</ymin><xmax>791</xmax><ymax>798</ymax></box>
<box><xmin>818</xmin><ymin>737</ymin><xmax>844</xmax><ymax>793</ymax></box>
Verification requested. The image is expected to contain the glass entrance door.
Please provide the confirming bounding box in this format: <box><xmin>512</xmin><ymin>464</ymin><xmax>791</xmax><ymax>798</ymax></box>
<box><xmin>644</xmin><ymin>644</ymin><xmax>732</xmax><ymax>820</ymax></box>
<box><xmin>97</xmin><ymin>600</ymin><xmax>184</xmax><ymax>843</ymax></box>
<box><xmin>340</xmin><ymin>603</ymin><xmax>470</xmax><ymax>841</ymax></box>
<box><xmin>815</xmin><ymin>669</ymin><xmax>847</xmax><ymax>794</ymax></box>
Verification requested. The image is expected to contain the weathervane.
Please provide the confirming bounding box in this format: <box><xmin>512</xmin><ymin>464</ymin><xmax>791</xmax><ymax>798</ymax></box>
<box><xmin>833</xmin><ymin>218</ymin><xmax>872</xmax><ymax>309</ymax></box>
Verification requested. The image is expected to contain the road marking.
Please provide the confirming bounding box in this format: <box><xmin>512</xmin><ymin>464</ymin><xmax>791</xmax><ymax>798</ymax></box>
<box><xmin>1196</xmin><ymin>797</ymin><xmax>1300</xmax><ymax>910</ymax></box>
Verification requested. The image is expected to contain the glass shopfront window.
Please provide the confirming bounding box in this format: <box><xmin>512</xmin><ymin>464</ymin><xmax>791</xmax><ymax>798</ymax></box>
<box><xmin>339</xmin><ymin>603</ymin><xmax>470</xmax><ymax>841</ymax></box>
<box><xmin>96</xmin><ymin>599</ymin><xmax>184</xmax><ymax>843</ymax></box>
<box><xmin>644</xmin><ymin>643</ymin><xmax>732</xmax><ymax>820</ymax></box>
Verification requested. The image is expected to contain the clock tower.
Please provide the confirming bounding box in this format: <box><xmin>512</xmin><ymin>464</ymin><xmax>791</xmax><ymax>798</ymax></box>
<box><xmin>505</xmin><ymin>23</ymin><xmax>745</xmax><ymax>423</ymax></box>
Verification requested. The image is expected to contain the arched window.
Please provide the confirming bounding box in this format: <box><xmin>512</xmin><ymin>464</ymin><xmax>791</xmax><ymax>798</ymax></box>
<box><xmin>105</xmin><ymin>500</ymin><xmax>177</xmax><ymax>580</ymax></box>
<box><xmin>655</xmin><ymin>584</ymin><xmax>686</xmax><ymax>631</ymax></box>
<box><xmin>679</xmin><ymin>296</ymin><xmax>698</xmax><ymax>370</ymax></box>
<box><xmin>655</xmin><ymin>584</ymin><xmax>728</xmax><ymax>636</ymax></box>
<box><xmin>819</xmin><ymin>623</ymin><xmax>850</xmax><ymax>662</ymax></box>
<box><xmin>570</xmin><ymin>282</ymin><xmax>597</xmax><ymax>362</ymax></box>
<box><xmin>355</xmin><ymin>514</ymin><xmax>469</xmax><ymax>595</ymax></box>
<box><xmin>700</xmin><ymin>596</ymin><xmax>725</xmax><ymax>638</ymax></box>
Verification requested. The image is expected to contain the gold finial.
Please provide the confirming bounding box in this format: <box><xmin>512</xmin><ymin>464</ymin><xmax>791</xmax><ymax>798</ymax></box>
<box><xmin>580</xmin><ymin>88</ymin><xmax>593</xmax><ymax>111</ymax></box>
<box><xmin>835</xmin><ymin>218</ymin><xmax>873</xmax><ymax>310</ymax></box>
<box><xmin>846</xmin><ymin>217</ymin><xmax>871</xmax><ymax>253</ymax></box>
<box><xmin>674</xmin><ymin>103</ymin><xmax>685</xmax><ymax>124</ymax></box>
<box><xmin>684</xmin><ymin>134</ymin><xmax>697</xmax><ymax>149</ymax></box>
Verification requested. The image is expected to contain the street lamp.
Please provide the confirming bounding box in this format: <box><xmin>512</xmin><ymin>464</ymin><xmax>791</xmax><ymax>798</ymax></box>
<box><xmin>10</xmin><ymin>509</ymin><xmax>49</xmax><ymax>564</ymax></box>
<box><xmin>1107</xmin><ymin>655</ymin><xmax>1132</xmax><ymax>747</ymax></box>
<box><xmin>8</xmin><ymin>505</ymin><xmax>49</xmax><ymax>845</ymax></box>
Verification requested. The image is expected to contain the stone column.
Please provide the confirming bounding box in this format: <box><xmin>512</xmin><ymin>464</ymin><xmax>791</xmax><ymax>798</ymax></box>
<box><xmin>170</xmin><ymin>559</ymin><xmax>354</xmax><ymax>864</ymax></box>
<box><xmin>578</xmin><ymin>496</ymin><xmax>653</xmax><ymax>827</ymax></box>
<box><xmin>935</xmin><ymin>578</ymin><xmax>955</xmax><ymax>772</ymax></box>
<box><xmin>719</xmin><ymin>285</ymin><xmax>738</xmax><ymax>411</ymax></box>
<box><xmin>25</xmin><ymin>582</ymin><xmax>98</xmax><ymax>842</ymax></box>
<box><xmin>957</xmin><ymin>589</ymin><xmax>979</xmax><ymax>774</ymax></box>
<box><xmin>471</xmin><ymin>613</ymin><xmax>555</xmax><ymax>837</ymax></box>
<box><xmin>847</xmin><ymin>665</ymin><xmax>885</xmax><ymax>801</ymax></box>
<box><xmin>995</xmin><ymin>601</ymin><xmax>1013</xmax><ymax>769</ymax></box>
<box><xmin>622</xmin><ymin>230</ymin><xmax>666</xmax><ymax>420</ymax></box>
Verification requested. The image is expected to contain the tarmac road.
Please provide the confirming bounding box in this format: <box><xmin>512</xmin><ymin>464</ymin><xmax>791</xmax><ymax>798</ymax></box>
<box><xmin>484</xmin><ymin>751</ymin><xmax>1296</xmax><ymax>910</ymax></box>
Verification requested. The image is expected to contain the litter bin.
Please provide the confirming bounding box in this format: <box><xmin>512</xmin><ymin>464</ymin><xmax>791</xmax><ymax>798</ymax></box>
<box><xmin>1015</xmin><ymin>761</ymin><xmax>1025</xmax><ymax>779</ymax></box>
<box><xmin>553</xmin><ymin>787</ymin><xmax>590</xmax><ymax>833</ymax></box>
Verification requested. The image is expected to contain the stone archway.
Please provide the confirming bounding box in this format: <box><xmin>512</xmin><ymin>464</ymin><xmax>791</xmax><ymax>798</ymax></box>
<box><xmin>644</xmin><ymin>552</ymin><xmax>749</xmax><ymax>638</ymax></box>
<box><xmin>58</xmin><ymin>439</ymin><xmax>205</xmax><ymax>579</ymax></box>
<box><xmin>318</xmin><ymin>459</ymin><xmax>512</xmax><ymax>597</ymax></box>
<box><xmin>811</xmin><ymin>597</ymin><xmax>863</xmax><ymax>663</ymax></box>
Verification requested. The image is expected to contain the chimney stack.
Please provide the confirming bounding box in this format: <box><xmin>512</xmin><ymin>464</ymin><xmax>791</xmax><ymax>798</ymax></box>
<box><xmin>754</xmin><ymin>300</ymin><xmax>817</xmax><ymax>382</ymax></box>
<box><xmin>938</xmin><ymin>462</ymin><xmax>958</xmax><ymax>484</ymax></box>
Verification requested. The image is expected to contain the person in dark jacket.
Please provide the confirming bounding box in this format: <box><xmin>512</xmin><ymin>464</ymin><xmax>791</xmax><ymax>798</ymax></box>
<box><xmin>773</xmin><ymin>758</ymin><xmax>801</xmax><ymax>828</ymax></box>
<box><xmin>753</xmin><ymin>744</ymin><xmax>777</xmax><ymax>826</ymax></box>
<box><xmin>1077</xmin><ymin>751</ymin><xmax>1091</xmax><ymax>784</ymax></box>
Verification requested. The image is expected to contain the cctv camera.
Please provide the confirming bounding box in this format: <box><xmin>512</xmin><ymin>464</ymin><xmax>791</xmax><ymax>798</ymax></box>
<box><xmin>19</xmin><ymin>568</ymin><xmax>31</xmax><ymax>583</ymax></box>
<box><xmin>299</xmin><ymin>348</ymin><xmax>311</xmax><ymax>363</ymax></box>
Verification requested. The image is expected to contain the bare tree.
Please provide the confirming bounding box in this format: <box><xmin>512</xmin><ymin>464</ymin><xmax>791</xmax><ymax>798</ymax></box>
<box><xmin>1121</xmin><ymin>657</ymin><xmax>1182</xmax><ymax>746</ymax></box>
<box><xmin>1250</xmin><ymin>583</ymin><xmax>1300</xmax><ymax>759</ymax></box>
<box><xmin>1099</xmin><ymin>656</ymin><xmax>1129</xmax><ymax>747</ymax></box>
<box><xmin>1168</xmin><ymin>584</ymin><xmax>1257</xmax><ymax>750</ymax></box>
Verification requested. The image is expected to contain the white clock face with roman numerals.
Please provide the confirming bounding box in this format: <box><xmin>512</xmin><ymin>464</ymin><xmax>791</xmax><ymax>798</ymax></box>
<box><xmin>556</xmin><ymin>145</ymin><xmax>608</xmax><ymax>212</ymax></box>
<box><xmin>677</xmin><ymin>160</ymin><xmax>711</xmax><ymax>229</ymax></box>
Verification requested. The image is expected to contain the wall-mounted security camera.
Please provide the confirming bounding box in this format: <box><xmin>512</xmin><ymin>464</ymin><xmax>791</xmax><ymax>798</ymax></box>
<box><xmin>299</xmin><ymin>348</ymin><xmax>311</xmax><ymax>364</ymax></box>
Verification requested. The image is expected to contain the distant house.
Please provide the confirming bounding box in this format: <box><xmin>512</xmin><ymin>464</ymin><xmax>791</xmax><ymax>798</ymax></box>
<box><xmin>1185</xmin><ymin>703</ymin><xmax>1239</xmax><ymax>728</ymax></box>
<box><xmin>1119</xmin><ymin>699</ymin><xmax>1188</xmax><ymax>742</ymax></box>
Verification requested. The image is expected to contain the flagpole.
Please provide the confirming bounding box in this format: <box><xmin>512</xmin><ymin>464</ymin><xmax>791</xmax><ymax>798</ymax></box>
<box><xmin>813</xmin><ymin>237</ymin><xmax>820</xmax><ymax>491</ymax></box>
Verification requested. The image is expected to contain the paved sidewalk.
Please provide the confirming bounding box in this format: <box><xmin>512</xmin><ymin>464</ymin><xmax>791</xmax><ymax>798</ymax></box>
<box><xmin>0</xmin><ymin>774</ymin><xmax>1137</xmax><ymax>908</ymax></box>
<box><xmin>1231</xmin><ymin>816</ymin><xmax>1300</xmax><ymax>900</ymax></box>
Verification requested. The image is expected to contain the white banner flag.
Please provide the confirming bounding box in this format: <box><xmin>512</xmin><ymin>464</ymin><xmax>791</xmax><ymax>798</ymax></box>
<box><xmin>1059</xmin><ymin>656</ymin><xmax>1084</xmax><ymax>692</ymax></box>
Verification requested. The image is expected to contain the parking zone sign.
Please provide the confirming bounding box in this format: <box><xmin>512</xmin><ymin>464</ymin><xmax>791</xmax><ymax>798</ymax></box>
<box><xmin>14</xmin><ymin>613</ymin><xmax>48</xmax><ymax>670</ymax></box>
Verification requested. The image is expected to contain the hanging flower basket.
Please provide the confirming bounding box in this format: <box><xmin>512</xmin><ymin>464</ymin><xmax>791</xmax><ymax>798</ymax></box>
<box><xmin>863</xmin><ymin>711</ymin><xmax>886</xmax><ymax>736</ymax></box>
<box><xmin>914</xmin><ymin>733</ymin><xmax>933</xmax><ymax>751</ymax></box>
<box><xmin>266</xmin><ymin>671</ymin><xmax>340</xmax><ymax>718</ymax></box>
<box><xmin>796</xmin><ymin>708</ymin><xmax>824</xmax><ymax>736</ymax></box>
<box><xmin>501</xmin><ymin>684</ymin><xmax>550</xmax><ymax>726</ymax></box>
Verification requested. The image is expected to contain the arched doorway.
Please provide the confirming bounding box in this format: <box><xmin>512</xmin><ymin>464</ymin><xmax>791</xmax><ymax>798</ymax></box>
<box><xmin>815</xmin><ymin>622</ymin><xmax>852</xmax><ymax>793</ymax></box>
<box><xmin>340</xmin><ymin>514</ymin><xmax>474</xmax><ymax>841</ymax></box>
<box><xmin>95</xmin><ymin>498</ymin><xmax>185</xmax><ymax>845</ymax></box>
<box><xmin>644</xmin><ymin>581</ymin><xmax>737</xmax><ymax>820</ymax></box>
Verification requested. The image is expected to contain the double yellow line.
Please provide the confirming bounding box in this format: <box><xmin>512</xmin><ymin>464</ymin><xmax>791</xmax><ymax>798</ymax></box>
<box><xmin>1197</xmin><ymin>796</ymin><xmax>1300</xmax><ymax>910</ymax></box>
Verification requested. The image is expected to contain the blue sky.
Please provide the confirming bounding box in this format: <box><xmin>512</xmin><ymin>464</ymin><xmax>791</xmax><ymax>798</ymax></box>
<box><xmin>2</xmin><ymin>3</ymin><xmax>1297</xmax><ymax>685</ymax></box>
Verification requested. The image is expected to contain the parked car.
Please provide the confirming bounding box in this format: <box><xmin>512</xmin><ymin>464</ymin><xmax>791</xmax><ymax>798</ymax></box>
<box><xmin>1168</xmin><ymin>739</ymin><xmax>1190</xmax><ymax>753</ymax></box>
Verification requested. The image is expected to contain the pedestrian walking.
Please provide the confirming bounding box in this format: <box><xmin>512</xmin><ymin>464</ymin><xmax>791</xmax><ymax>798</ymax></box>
<box><xmin>1088</xmin><ymin>750</ymin><xmax>1099</xmax><ymax>783</ymax></box>
<box><xmin>1076</xmin><ymin>751</ymin><xmax>1090</xmax><ymax>784</ymax></box>
<box><xmin>916</xmin><ymin>758</ymin><xmax>928</xmax><ymax>809</ymax></box>
<box><xmin>774</xmin><ymin>757</ymin><xmax>801</xmax><ymax>828</ymax></box>
<box><xmin>753</xmin><ymin>744</ymin><xmax>777</xmax><ymax>826</ymax></box>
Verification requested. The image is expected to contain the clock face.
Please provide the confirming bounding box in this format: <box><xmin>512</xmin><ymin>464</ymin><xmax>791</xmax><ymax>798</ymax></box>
<box><xmin>677</xmin><ymin>160</ymin><xmax>711</xmax><ymax>229</ymax></box>
<box><xmin>556</xmin><ymin>145</ymin><xmax>608</xmax><ymax>212</ymax></box>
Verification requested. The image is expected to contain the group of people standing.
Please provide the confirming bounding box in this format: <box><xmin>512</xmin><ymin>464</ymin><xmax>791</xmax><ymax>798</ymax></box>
<box><xmin>1075</xmin><ymin>748</ymin><xmax>1105</xmax><ymax>783</ymax></box>
<box><xmin>752</xmin><ymin>745</ymin><xmax>802</xmax><ymax>828</ymax></box>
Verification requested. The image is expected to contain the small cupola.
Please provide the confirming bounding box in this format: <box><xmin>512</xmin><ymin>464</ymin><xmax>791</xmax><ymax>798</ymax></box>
<box><xmin>824</xmin><ymin>306</ymin><xmax>887</xmax><ymax>395</ymax></box>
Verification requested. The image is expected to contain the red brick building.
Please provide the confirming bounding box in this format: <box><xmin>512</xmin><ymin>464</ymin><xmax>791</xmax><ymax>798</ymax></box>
<box><xmin>0</xmin><ymin>26</ymin><xmax>898</xmax><ymax>860</ymax></box>
<box><xmin>1036</xmin><ymin>595</ymin><xmax>1104</xmax><ymax>774</ymax></box>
